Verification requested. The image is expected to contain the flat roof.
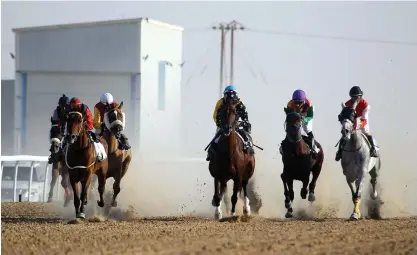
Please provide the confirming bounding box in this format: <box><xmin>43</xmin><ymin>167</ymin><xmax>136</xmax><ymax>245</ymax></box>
<box><xmin>12</xmin><ymin>17</ymin><xmax>184</xmax><ymax>33</ymax></box>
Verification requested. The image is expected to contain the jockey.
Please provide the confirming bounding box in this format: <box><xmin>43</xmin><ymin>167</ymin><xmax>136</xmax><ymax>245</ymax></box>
<box><xmin>67</xmin><ymin>97</ymin><xmax>98</xmax><ymax>143</ymax></box>
<box><xmin>286</xmin><ymin>89</ymin><xmax>319</xmax><ymax>154</ymax></box>
<box><xmin>93</xmin><ymin>92</ymin><xmax>131</xmax><ymax>150</ymax></box>
<box><xmin>335</xmin><ymin>86</ymin><xmax>378</xmax><ymax>161</ymax></box>
<box><xmin>48</xmin><ymin>94</ymin><xmax>69</xmax><ymax>164</ymax></box>
<box><xmin>206</xmin><ymin>85</ymin><xmax>254</xmax><ymax>161</ymax></box>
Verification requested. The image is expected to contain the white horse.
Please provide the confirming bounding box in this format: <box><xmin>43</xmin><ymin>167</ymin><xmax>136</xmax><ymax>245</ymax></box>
<box><xmin>338</xmin><ymin>102</ymin><xmax>381</xmax><ymax>220</ymax></box>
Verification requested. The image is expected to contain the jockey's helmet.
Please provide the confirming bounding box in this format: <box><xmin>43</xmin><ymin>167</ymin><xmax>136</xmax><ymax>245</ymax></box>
<box><xmin>58</xmin><ymin>94</ymin><xmax>69</xmax><ymax>106</ymax></box>
<box><xmin>70</xmin><ymin>97</ymin><xmax>81</xmax><ymax>109</ymax></box>
<box><xmin>223</xmin><ymin>85</ymin><xmax>237</xmax><ymax>94</ymax></box>
<box><xmin>349</xmin><ymin>86</ymin><xmax>363</xmax><ymax>98</ymax></box>
<box><xmin>100</xmin><ymin>92</ymin><xmax>114</xmax><ymax>105</ymax></box>
<box><xmin>292</xmin><ymin>89</ymin><xmax>306</xmax><ymax>104</ymax></box>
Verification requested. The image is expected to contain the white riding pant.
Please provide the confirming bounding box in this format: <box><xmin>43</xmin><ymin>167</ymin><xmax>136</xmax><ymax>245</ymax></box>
<box><xmin>302</xmin><ymin>120</ymin><xmax>313</xmax><ymax>135</ymax></box>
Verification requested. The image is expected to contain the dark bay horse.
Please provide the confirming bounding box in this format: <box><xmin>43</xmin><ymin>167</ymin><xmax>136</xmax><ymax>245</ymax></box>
<box><xmin>65</xmin><ymin>109</ymin><xmax>108</xmax><ymax>219</ymax></box>
<box><xmin>209</xmin><ymin>100</ymin><xmax>255</xmax><ymax>220</ymax></box>
<box><xmin>102</xmin><ymin>101</ymin><xmax>132</xmax><ymax>207</ymax></box>
<box><xmin>47</xmin><ymin>117</ymin><xmax>72</xmax><ymax>206</ymax></box>
<box><xmin>280</xmin><ymin>107</ymin><xmax>324</xmax><ymax>218</ymax></box>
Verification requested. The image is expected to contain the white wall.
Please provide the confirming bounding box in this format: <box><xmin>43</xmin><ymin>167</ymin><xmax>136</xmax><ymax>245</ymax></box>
<box><xmin>138</xmin><ymin>20</ymin><xmax>183</xmax><ymax>156</ymax></box>
<box><xmin>1</xmin><ymin>79</ymin><xmax>15</xmax><ymax>155</ymax></box>
<box><xmin>15</xmin><ymin>21</ymin><xmax>141</xmax><ymax>73</ymax></box>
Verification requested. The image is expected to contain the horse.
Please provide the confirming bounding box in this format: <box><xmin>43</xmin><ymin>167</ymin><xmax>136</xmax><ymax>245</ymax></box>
<box><xmin>65</xmin><ymin>108</ymin><xmax>109</xmax><ymax>219</ymax></box>
<box><xmin>209</xmin><ymin>99</ymin><xmax>255</xmax><ymax>220</ymax></box>
<box><xmin>337</xmin><ymin>102</ymin><xmax>381</xmax><ymax>220</ymax></box>
<box><xmin>102</xmin><ymin>101</ymin><xmax>132</xmax><ymax>207</ymax></box>
<box><xmin>280</xmin><ymin>107</ymin><xmax>324</xmax><ymax>218</ymax></box>
<box><xmin>47</xmin><ymin>117</ymin><xmax>72</xmax><ymax>206</ymax></box>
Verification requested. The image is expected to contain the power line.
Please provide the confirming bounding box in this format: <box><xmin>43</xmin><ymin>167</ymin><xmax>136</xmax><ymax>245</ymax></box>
<box><xmin>245</xmin><ymin>27</ymin><xmax>417</xmax><ymax>47</ymax></box>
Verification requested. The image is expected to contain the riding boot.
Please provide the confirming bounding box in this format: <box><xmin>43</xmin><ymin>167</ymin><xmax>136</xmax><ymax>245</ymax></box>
<box><xmin>120</xmin><ymin>133</ymin><xmax>131</xmax><ymax>150</ymax></box>
<box><xmin>99</xmin><ymin>123</ymin><xmax>105</xmax><ymax>136</ymax></box>
<box><xmin>366</xmin><ymin>135</ymin><xmax>378</xmax><ymax>157</ymax></box>
<box><xmin>307</xmin><ymin>132</ymin><xmax>317</xmax><ymax>153</ymax></box>
<box><xmin>48</xmin><ymin>153</ymin><xmax>54</xmax><ymax>164</ymax></box>
<box><xmin>206</xmin><ymin>144</ymin><xmax>216</xmax><ymax>161</ymax></box>
<box><xmin>88</xmin><ymin>131</ymin><xmax>99</xmax><ymax>143</ymax></box>
<box><xmin>335</xmin><ymin>139</ymin><xmax>346</xmax><ymax>161</ymax></box>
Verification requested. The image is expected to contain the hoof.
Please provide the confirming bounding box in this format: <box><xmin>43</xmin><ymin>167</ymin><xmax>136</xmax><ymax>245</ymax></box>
<box><xmin>214</xmin><ymin>208</ymin><xmax>222</xmax><ymax>220</ymax></box>
<box><xmin>111</xmin><ymin>200</ymin><xmax>118</xmax><ymax>207</ymax></box>
<box><xmin>243</xmin><ymin>208</ymin><xmax>251</xmax><ymax>216</ymax></box>
<box><xmin>285</xmin><ymin>211</ymin><xmax>293</xmax><ymax>218</ymax></box>
<box><xmin>97</xmin><ymin>200</ymin><xmax>104</xmax><ymax>208</ymax></box>
<box><xmin>47</xmin><ymin>198</ymin><xmax>53</xmax><ymax>203</ymax></box>
<box><xmin>350</xmin><ymin>212</ymin><xmax>360</xmax><ymax>220</ymax></box>
<box><xmin>226</xmin><ymin>208</ymin><xmax>231</xmax><ymax>216</ymax></box>
<box><xmin>300</xmin><ymin>189</ymin><xmax>307</xmax><ymax>199</ymax></box>
<box><xmin>308</xmin><ymin>193</ymin><xmax>316</xmax><ymax>202</ymax></box>
<box><xmin>231</xmin><ymin>212</ymin><xmax>236</xmax><ymax>216</ymax></box>
<box><xmin>370</xmin><ymin>191</ymin><xmax>378</xmax><ymax>200</ymax></box>
<box><xmin>76</xmin><ymin>212</ymin><xmax>86</xmax><ymax>219</ymax></box>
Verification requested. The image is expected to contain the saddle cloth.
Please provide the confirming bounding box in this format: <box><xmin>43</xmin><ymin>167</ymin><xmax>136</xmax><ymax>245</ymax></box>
<box><xmin>93</xmin><ymin>142</ymin><xmax>107</xmax><ymax>161</ymax></box>
<box><xmin>361</xmin><ymin>133</ymin><xmax>380</xmax><ymax>151</ymax></box>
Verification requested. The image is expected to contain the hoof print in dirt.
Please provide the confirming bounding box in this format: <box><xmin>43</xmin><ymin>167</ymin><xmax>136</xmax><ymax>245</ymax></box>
<box><xmin>67</xmin><ymin>218</ymin><xmax>84</xmax><ymax>224</ymax></box>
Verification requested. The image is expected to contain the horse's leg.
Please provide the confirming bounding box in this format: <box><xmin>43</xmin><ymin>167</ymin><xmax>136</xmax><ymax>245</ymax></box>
<box><xmin>308</xmin><ymin>160</ymin><xmax>323</xmax><ymax>203</ymax></box>
<box><xmin>242</xmin><ymin>179</ymin><xmax>250</xmax><ymax>216</ymax></box>
<box><xmin>62</xmin><ymin>170</ymin><xmax>72</xmax><ymax>207</ymax></box>
<box><xmin>287</xmin><ymin>177</ymin><xmax>295</xmax><ymax>218</ymax></box>
<box><xmin>300</xmin><ymin>177</ymin><xmax>309</xmax><ymax>200</ymax></box>
<box><xmin>223</xmin><ymin>186</ymin><xmax>232</xmax><ymax>216</ymax></box>
<box><xmin>47</xmin><ymin>163</ymin><xmax>59</xmax><ymax>202</ymax></box>
<box><xmin>350</xmin><ymin>170</ymin><xmax>365</xmax><ymax>220</ymax></box>
<box><xmin>230</xmin><ymin>177</ymin><xmax>242</xmax><ymax>216</ymax></box>
<box><xmin>70</xmin><ymin>179</ymin><xmax>80</xmax><ymax>219</ymax></box>
<box><xmin>111</xmin><ymin>163</ymin><xmax>123</xmax><ymax>207</ymax></box>
<box><xmin>78</xmin><ymin>176</ymin><xmax>90</xmax><ymax>219</ymax></box>
<box><xmin>280</xmin><ymin>172</ymin><xmax>293</xmax><ymax>218</ymax></box>
<box><xmin>211</xmin><ymin>178</ymin><xmax>222</xmax><ymax>220</ymax></box>
<box><xmin>369</xmin><ymin>167</ymin><xmax>378</xmax><ymax>200</ymax></box>
<box><xmin>96</xmin><ymin>168</ymin><xmax>106</xmax><ymax>208</ymax></box>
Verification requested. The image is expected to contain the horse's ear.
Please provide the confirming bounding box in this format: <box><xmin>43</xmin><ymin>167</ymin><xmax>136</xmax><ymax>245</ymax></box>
<box><xmin>118</xmin><ymin>101</ymin><xmax>124</xmax><ymax>111</ymax></box>
<box><xmin>341</xmin><ymin>102</ymin><xmax>346</xmax><ymax>109</ymax></box>
<box><xmin>284</xmin><ymin>107</ymin><xmax>288</xmax><ymax>113</ymax></box>
<box><xmin>50</xmin><ymin>117</ymin><xmax>53</xmax><ymax>123</ymax></box>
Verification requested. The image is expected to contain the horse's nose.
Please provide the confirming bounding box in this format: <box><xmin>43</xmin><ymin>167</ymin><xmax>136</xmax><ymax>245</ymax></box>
<box><xmin>70</xmin><ymin>134</ymin><xmax>76</xmax><ymax>140</ymax></box>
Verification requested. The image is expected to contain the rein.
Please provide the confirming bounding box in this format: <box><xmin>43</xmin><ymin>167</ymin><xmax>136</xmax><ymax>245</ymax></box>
<box><xmin>336</xmin><ymin>120</ymin><xmax>363</xmax><ymax>153</ymax></box>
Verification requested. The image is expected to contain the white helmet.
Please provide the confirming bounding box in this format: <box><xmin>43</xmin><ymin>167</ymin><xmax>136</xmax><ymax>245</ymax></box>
<box><xmin>100</xmin><ymin>93</ymin><xmax>114</xmax><ymax>105</ymax></box>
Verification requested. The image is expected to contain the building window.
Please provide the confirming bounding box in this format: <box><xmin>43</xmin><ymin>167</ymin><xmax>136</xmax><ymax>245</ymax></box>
<box><xmin>158</xmin><ymin>61</ymin><xmax>166</xmax><ymax>111</ymax></box>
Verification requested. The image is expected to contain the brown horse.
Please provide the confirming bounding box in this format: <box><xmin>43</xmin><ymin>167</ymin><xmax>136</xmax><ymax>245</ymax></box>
<box><xmin>47</xmin><ymin>117</ymin><xmax>73</xmax><ymax>206</ymax></box>
<box><xmin>102</xmin><ymin>101</ymin><xmax>132</xmax><ymax>207</ymax></box>
<box><xmin>280</xmin><ymin>107</ymin><xmax>324</xmax><ymax>218</ymax></box>
<box><xmin>209</xmin><ymin>99</ymin><xmax>256</xmax><ymax>220</ymax></box>
<box><xmin>65</xmin><ymin>109</ymin><xmax>108</xmax><ymax>219</ymax></box>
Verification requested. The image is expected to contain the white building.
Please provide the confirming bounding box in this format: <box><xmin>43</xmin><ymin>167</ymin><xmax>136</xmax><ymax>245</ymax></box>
<box><xmin>12</xmin><ymin>18</ymin><xmax>183</xmax><ymax>157</ymax></box>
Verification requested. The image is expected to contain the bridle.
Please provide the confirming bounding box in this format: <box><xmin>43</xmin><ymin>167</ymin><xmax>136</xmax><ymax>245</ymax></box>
<box><xmin>285</xmin><ymin>112</ymin><xmax>303</xmax><ymax>144</ymax></box>
<box><xmin>67</xmin><ymin>111</ymin><xmax>84</xmax><ymax>141</ymax></box>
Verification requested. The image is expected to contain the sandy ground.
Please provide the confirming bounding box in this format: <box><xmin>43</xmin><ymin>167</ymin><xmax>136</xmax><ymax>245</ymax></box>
<box><xmin>1</xmin><ymin>202</ymin><xmax>416</xmax><ymax>255</ymax></box>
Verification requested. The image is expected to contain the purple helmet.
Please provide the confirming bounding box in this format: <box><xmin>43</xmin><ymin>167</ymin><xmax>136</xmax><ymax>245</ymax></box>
<box><xmin>292</xmin><ymin>89</ymin><xmax>306</xmax><ymax>102</ymax></box>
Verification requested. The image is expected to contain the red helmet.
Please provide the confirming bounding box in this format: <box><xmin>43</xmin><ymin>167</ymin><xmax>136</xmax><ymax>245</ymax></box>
<box><xmin>70</xmin><ymin>97</ymin><xmax>81</xmax><ymax>108</ymax></box>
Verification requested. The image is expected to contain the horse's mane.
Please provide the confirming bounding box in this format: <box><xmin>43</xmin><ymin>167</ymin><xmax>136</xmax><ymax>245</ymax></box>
<box><xmin>339</xmin><ymin>107</ymin><xmax>357</xmax><ymax>122</ymax></box>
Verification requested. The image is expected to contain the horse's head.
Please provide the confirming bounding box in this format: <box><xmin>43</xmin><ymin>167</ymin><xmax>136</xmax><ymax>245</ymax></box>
<box><xmin>49</xmin><ymin>117</ymin><xmax>62</xmax><ymax>153</ymax></box>
<box><xmin>105</xmin><ymin>101</ymin><xmax>125</xmax><ymax>138</ymax></box>
<box><xmin>66</xmin><ymin>109</ymin><xmax>85</xmax><ymax>145</ymax></box>
<box><xmin>284</xmin><ymin>107</ymin><xmax>303</xmax><ymax>141</ymax></box>
<box><xmin>220</xmin><ymin>99</ymin><xmax>239</xmax><ymax>136</ymax></box>
<box><xmin>338</xmin><ymin>102</ymin><xmax>358</xmax><ymax>141</ymax></box>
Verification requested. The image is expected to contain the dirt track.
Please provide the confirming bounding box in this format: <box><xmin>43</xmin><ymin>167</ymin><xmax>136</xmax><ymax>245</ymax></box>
<box><xmin>1</xmin><ymin>202</ymin><xmax>416</xmax><ymax>255</ymax></box>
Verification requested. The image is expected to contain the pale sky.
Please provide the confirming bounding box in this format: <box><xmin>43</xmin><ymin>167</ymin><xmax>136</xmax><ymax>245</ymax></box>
<box><xmin>2</xmin><ymin>1</ymin><xmax>417</xmax><ymax>214</ymax></box>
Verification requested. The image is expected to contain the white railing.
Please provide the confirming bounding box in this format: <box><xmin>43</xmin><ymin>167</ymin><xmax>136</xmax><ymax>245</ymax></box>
<box><xmin>1</xmin><ymin>155</ymin><xmax>50</xmax><ymax>202</ymax></box>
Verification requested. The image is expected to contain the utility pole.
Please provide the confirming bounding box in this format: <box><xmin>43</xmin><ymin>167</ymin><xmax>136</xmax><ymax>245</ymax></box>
<box><xmin>225</xmin><ymin>21</ymin><xmax>244</xmax><ymax>86</ymax></box>
<box><xmin>212</xmin><ymin>23</ymin><xmax>228</xmax><ymax>97</ymax></box>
